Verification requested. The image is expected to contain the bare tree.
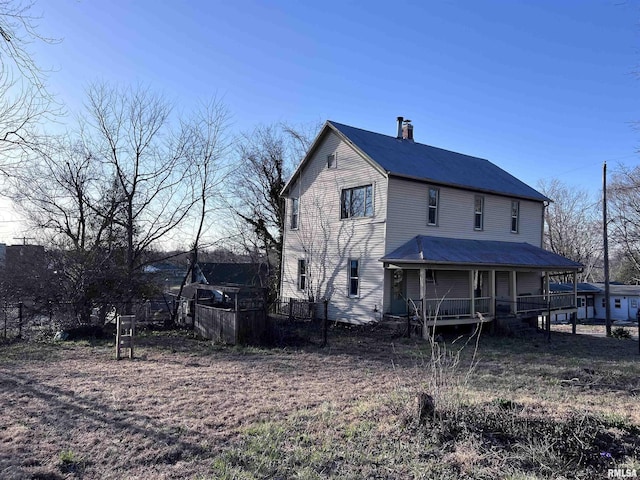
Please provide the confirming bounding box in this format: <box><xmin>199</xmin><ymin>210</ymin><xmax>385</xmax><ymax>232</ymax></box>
<box><xmin>0</xmin><ymin>0</ymin><xmax>59</xmax><ymax>173</ymax></box>
<box><xmin>538</xmin><ymin>179</ymin><xmax>601</xmax><ymax>282</ymax></box>
<box><xmin>169</xmin><ymin>98</ymin><xmax>231</xmax><ymax>325</ymax></box>
<box><xmin>609</xmin><ymin>164</ymin><xmax>640</xmax><ymax>283</ymax></box>
<box><xmin>8</xmin><ymin>136</ymin><xmax>123</xmax><ymax>321</ymax></box>
<box><xmin>79</xmin><ymin>82</ymin><xmax>201</xmax><ymax>311</ymax></box>
<box><xmin>228</xmin><ymin>122</ymin><xmax>319</xmax><ymax>300</ymax></box>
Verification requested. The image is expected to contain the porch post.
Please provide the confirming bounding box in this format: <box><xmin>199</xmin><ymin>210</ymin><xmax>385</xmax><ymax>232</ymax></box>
<box><xmin>572</xmin><ymin>271</ymin><xmax>577</xmax><ymax>307</ymax></box>
<box><xmin>419</xmin><ymin>267</ymin><xmax>427</xmax><ymax>336</ymax></box>
<box><xmin>469</xmin><ymin>270</ymin><xmax>475</xmax><ymax>318</ymax></box>
<box><xmin>510</xmin><ymin>271</ymin><xmax>517</xmax><ymax>314</ymax></box>
<box><xmin>489</xmin><ymin>270</ymin><xmax>496</xmax><ymax>317</ymax></box>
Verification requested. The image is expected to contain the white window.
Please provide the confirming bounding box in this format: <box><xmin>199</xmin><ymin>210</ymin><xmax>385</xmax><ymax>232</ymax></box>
<box><xmin>348</xmin><ymin>259</ymin><xmax>359</xmax><ymax>296</ymax></box>
<box><xmin>511</xmin><ymin>201</ymin><xmax>519</xmax><ymax>233</ymax></box>
<box><xmin>327</xmin><ymin>153</ymin><xmax>337</xmax><ymax>169</ymax></box>
<box><xmin>474</xmin><ymin>196</ymin><xmax>484</xmax><ymax>230</ymax></box>
<box><xmin>428</xmin><ymin>187</ymin><xmax>439</xmax><ymax>226</ymax></box>
<box><xmin>340</xmin><ymin>185</ymin><xmax>373</xmax><ymax>219</ymax></box>
<box><xmin>297</xmin><ymin>259</ymin><xmax>306</xmax><ymax>291</ymax></box>
<box><xmin>291</xmin><ymin>198</ymin><xmax>299</xmax><ymax>230</ymax></box>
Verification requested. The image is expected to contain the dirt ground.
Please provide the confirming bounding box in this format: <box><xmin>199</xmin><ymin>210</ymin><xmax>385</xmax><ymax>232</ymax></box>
<box><xmin>1</xmin><ymin>324</ymin><xmax>639</xmax><ymax>479</ymax></box>
<box><xmin>0</xmin><ymin>328</ymin><xmax>429</xmax><ymax>479</ymax></box>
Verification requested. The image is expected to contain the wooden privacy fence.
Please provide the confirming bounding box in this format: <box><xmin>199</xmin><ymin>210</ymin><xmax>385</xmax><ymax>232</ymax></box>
<box><xmin>195</xmin><ymin>304</ymin><xmax>267</xmax><ymax>345</ymax></box>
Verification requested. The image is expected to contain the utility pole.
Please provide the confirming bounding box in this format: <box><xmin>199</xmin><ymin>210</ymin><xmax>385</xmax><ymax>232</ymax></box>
<box><xmin>603</xmin><ymin>161</ymin><xmax>612</xmax><ymax>337</ymax></box>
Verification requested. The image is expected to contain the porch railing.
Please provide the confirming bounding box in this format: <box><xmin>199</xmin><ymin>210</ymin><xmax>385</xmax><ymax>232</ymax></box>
<box><xmin>409</xmin><ymin>297</ymin><xmax>492</xmax><ymax>319</ymax></box>
<box><xmin>406</xmin><ymin>293</ymin><xmax>574</xmax><ymax>320</ymax></box>
<box><xmin>516</xmin><ymin>293</ymin><xmax>575</xmax><ymax>313</ymax></box>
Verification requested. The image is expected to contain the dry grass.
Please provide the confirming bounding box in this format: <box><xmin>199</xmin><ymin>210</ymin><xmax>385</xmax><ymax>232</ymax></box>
<box><xmin>0</xmin><ymin>324</ymin><xmax>638</xmax><ymax>479</ymax></box>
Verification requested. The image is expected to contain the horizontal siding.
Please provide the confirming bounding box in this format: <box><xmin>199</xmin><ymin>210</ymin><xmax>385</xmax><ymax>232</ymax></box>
<box><xmin>385</xmin><ymin>177</ymin><xmax>544</xmax><ymax>253</ymax></box>
<box><xmin>281</xmin><ymin>131</ymin><xmax>388</xmax><ymax>323</ymax></box>
<box><xmin>517</xmin><ymin>272</ymin><xmax>542</xmax><ymax>295</ymax></box>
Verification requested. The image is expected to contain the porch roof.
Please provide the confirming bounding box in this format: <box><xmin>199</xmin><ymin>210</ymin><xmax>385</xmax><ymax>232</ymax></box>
<box><xmin>380</xmin><ymin>235</ymin><xmax>583</xmax><ymax>271</ymax></box>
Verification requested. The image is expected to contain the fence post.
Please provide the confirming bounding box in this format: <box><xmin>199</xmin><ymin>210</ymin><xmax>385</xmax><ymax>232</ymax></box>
<box><xmin>18</xmin><ymin>301</ymin><xmax>23</xmax><ymax>339</ymax></box>
<box><xmin>3</xmin><ymin>301</ymin><xmax>6</xmax><ymax>339</ymax></box>
<box><xmin>288</xmin><ymin>298</ymin><xmax>293</xmax><ymax>321</ymax></box>
<box><xmin>322</xmin><ymin>299</ymin><xmax>328</xmax><ymax>347</ymax></box>
<box><xmin>571</xmin><ymin>311</ymin><xmax>576</xmax><ymax>335</ymax></box>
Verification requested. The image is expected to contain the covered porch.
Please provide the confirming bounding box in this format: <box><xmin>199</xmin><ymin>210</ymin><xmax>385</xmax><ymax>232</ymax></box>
<box><xmin>380</xmin><ymin>236</ymin><xmax>584</xmax><ymax>327</ymax></box>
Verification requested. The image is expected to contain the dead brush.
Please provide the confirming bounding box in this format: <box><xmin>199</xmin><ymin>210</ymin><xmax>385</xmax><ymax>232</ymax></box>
<box><xmin>406</xmin><ymin>296</ymin><xmax>483</xmax><ymax>424</ymax></box>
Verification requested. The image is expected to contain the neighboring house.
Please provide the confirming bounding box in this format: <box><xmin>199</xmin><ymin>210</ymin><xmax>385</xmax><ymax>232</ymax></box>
<box><xmin>280</xmin><ymin>117</ymin><xmax>582</xmax><ymax>326</ymax></box>
<box><xmin>551</xmin><ymin>282</ymin><xmax>640</xmax><ymax>323</ymax></box>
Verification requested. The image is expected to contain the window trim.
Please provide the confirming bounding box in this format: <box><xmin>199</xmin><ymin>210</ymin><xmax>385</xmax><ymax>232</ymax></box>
<box><xmin>511</xmin><ymin>200</ymin><xmax>520</xmax><ymax>233</ymax></box>
<box><xmin>340</xmin><ymin>184</ymin><xmax>374</xmax><ymax>219</ymax></box>
<box><xmin>474</xmin><ymin>195</ymin><xmax>484</xmax><ymax>231</ymax></box>
<box><xmin>348</xmin><ymin>258</ymin><xmax>360</xmax><ymax>297</ymax></box>
<box><xmin>297</xmin><ymin>259</ymin><xmax>306</xmax><ymax>291</ymax></box>
<box><xmin>290</xmin><ymin>197</ymin><xmax>299</xmax><ymax>230</ymax></box>
<box><xmin>428</xmin><ymin>187</ymin><xmax>439</xmax><ymax>226</ymax></box>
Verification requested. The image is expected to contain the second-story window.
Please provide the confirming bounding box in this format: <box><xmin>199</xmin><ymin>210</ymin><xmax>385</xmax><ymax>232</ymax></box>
<box><xmin>340</xmin><ymin>185</ymin><xmax>373</xmax><ymax>219</ymax></box>
<box><xmin>511</xmin><ymin>201</ymin><xmax>519</xmax><ymax>233</ymax></box>
<box><xmin>474</xmin><ymin>196</ymin><xmax>484</xmax><ymax>230</ymax></box>
<box><xmin>291</xmin><ymin>198</ymin><xmax>299</xmax><ymax>230</ymax></box>
<box><xmin>428</xmin><ymin>187</ymin><xmax>439</xmax><ymax>226</ymax></box>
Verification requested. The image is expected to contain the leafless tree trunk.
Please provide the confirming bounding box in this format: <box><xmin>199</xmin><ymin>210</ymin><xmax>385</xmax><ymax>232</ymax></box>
<box><xmin>169</xmin><ymin>98</ymin><xmax>231</xmax><ymax>326</ymax></box>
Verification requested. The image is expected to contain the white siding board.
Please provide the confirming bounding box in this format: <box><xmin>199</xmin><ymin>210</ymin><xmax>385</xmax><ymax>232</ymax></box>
<box><xmin>385</xmin><ymin>177</ymin><xmax>544</xmax><ymax>252</ymax></box>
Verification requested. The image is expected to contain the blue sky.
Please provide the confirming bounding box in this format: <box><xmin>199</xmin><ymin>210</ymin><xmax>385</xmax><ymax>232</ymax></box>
<box><xmin>1</xmin><ymin>0</ymin><xmax>639</xmax><ymax>241</ymax></box>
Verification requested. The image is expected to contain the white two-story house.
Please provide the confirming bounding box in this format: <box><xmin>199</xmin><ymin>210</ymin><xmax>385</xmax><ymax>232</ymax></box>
<box><xmin>280</xmin><ymin>118</ymin><xmax>582</xmax><ymax>327</ymax></box>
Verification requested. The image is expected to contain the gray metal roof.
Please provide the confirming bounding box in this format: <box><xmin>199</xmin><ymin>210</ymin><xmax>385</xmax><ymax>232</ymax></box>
<box><xmin>550</xmin><ymin>282</ymin><xmax>603</xmax><ymax>293</ymax></box>
<box><xmin>380</xmin><ymin>235</ymin><xmax>583</xmax><ymax>270</ymax></box>
<box><xmin>329</xmin><ymin>121</ymin><xmax>550</xmax><ymax>202</ymax></box>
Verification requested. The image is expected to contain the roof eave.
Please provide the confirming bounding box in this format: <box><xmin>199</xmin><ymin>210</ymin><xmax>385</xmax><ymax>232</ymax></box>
<box><xmin>387</xmin><ymin>172</ymin><xmax>551</xmax><ymax>203</ymax></box>
<box><xmin>380</xmin><ymin>258</ymin><xmax>583</xmax><ymax>271</ymax></box>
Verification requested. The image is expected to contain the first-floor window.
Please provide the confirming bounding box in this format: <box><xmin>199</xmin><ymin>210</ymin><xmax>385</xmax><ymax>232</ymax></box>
<box><xmin>297</xmin><ymin>259</ymin><xmax>306</xmax><ymax>290</ymax></box>
<box><xmin>602</xmin><ymin>298</ymin><xmax>606</xmax><ymax>308</ymax></box>
<box><xmin>614</xmin><ymin>298</ymin><xmax>621</xmax><ymax>309</ymax></box>
<box><xmin>348</xmin><ymin>259</ymin><xmax>359</xmax><ymax>296</ymax></box>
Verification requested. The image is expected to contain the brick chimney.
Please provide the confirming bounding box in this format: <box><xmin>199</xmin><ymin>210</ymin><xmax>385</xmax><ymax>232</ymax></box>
<box><xmin>402</xmin><ymin>119</ymin><xmax>413</xmax><ymax>141</ymax></box>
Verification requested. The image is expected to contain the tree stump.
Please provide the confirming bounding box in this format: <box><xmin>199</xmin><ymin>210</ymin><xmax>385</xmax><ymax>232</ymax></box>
<box><xmin>417</xmin><ymin>392</ymin><xmax>435</xmax><ymax>422</ymax></box>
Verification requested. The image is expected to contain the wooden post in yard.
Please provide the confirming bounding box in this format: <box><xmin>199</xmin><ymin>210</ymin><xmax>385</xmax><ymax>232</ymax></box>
<box><xmin>116</xmin><ymin>314</ymin><xmax>136</xmax><ymax>360</ymax></box>
<box><xmin>571</xmin><ymin>311</ymin><xmax>576</xmax><ymax>335</ymax></box>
